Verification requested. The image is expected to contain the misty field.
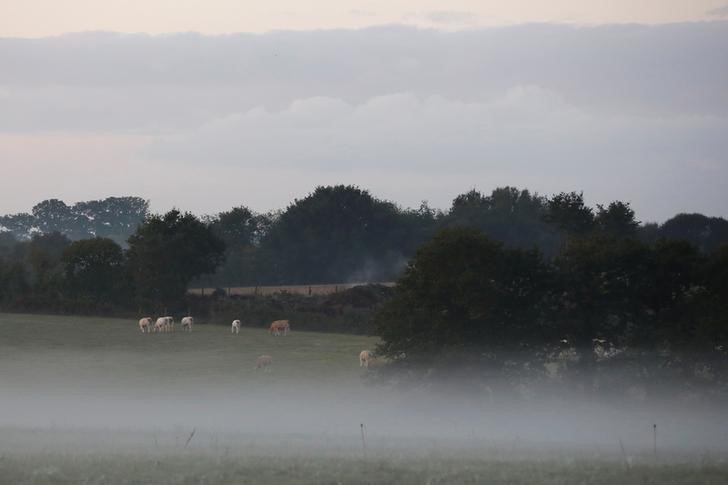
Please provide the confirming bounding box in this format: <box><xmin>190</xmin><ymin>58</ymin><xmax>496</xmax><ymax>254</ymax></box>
<box><xmin>2</xmin><ymin>313</ymin><xmax>728</xmax><ymax>484</ymax></box>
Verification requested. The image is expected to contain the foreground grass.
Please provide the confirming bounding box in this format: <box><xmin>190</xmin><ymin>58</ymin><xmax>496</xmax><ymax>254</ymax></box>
<box><xmin>1</xmin><ymin>452</ymin><xmax>727</xmax><ymax>485</ymax></box>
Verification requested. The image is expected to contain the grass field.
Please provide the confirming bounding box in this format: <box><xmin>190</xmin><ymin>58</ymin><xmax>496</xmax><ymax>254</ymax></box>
<box><xmin>1</xmin><ymin>312</ymin><xmax>728</xmax><ymax>484</ymax></box>
<box><xmin>0</xmin><ymin>312</ymin><xmax>379</xmax><ymax>390</ymax></box>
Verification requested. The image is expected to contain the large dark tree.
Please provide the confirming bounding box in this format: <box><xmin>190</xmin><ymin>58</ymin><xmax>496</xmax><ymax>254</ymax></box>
<box><xmin>62</xmin><ymin>237</ymin><xmax>126</xmax><ymax>302</ymax></box>
<box><xmin>553</xmin><ymin>236</ymin><xmax>656</xmax><ymax>352</ymax></box>
<box><xmin>261</xmin><ymin>185</ymin><xmax>421</xmax><ymax>284</ymax></box>
<box><xmin>376</xmin><ymin>227</ymin><xmax>548</xmax><ymax>372</ymax></box>
<box><xmin>659</xmin><ymin>213</ymin><xmax>728</xmax><ymax>253</ymax></box>
<box><xmin>126</xmin><ymin>210</ymin><xmax>225</xmax><ymax>308</ymax></box>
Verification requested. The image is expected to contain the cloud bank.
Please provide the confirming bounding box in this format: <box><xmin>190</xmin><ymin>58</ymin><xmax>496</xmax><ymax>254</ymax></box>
<box><xmin>1</xmin><ymin>23</ymin><xmax>727</xmax><ymax>220</ymax></box>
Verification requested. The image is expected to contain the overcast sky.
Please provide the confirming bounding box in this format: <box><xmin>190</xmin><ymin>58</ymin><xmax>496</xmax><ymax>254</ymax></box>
<box><xmin>1</xmin><ymin>3</ymin><xmax>727</xmax><ymax>222</ymax></box>
<box><xmin>2</xmin><ymin>0</ymin><xmax>728</xmax><ymax>36</ymax></box>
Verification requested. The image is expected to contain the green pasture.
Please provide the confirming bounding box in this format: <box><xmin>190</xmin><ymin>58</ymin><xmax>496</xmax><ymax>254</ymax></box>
<box><xmin>0</xmin><ymin>312</ymin><xmax>379</xmax><ymax>392</ymax></box>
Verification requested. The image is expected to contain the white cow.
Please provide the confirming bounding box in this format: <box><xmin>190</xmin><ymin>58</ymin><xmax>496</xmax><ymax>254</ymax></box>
<box><xmin>181</xmin><ymin>316</ymin><xmax>194</xmax><ymax>332</ymax></box>
<box><xmin>154</xmin><ymin>316</ymin><xmax>173</xmax><ymax>333</ymax></box>
<box><xmin>231</xmin><ymin>319</ymin><xmax>241</xmax><ymax>334</ymax></box>
<box><xmin>359</xmin><ymin>350</ymin><xmax>373</xmax><ymax>368</ymax></box>
<box><xmin>138</xmin><ymin>317</ymin><xmax>152</xmax><ymax>333</ymax></box>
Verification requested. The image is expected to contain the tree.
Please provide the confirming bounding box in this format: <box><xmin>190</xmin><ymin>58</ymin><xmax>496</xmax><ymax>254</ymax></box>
<box><xmin>554</xmin><ymin>236</ymin><xmax>654</xmax><ymax>342</ymax></box>
<box><xmin>0</xmin><ymin>232</ymin><xmax>17</xmax><ymax>258</ymax></box>
<box><xmin>62</xmin><ymin>237</ymin><xmax>126</xmax><ymax>302</ymax></box>
<box><xmin>595</xmin><ymin>201</ymin><xmax>639</xmax><ymax>238</ymax></box>
<box><xmin>659</xmin><ymin>213</ymin><xmax>728</xmax><ymax>253</ymax></box>
<box><xmin>73</xmin><ymin>196</ymin><xmax>149</xmax><ymax>245</ymax></box>
<box><xmin>636</xmin><ymin>221</ymin><xmax>661</xmax><ymax>245</ymax></box>
<box><xmin>0</xmin><ymin>196</ymin><xmax>148</xmax><ymax>244</ymax></box>
<box><xmin>31</xmin><ymin>199</ymin><xmax>77</xmax><ymax>236</ymax></box>
<box><xmin>21</xmin><ymin>232</ymin><xmax>71</xmax><ymax>291</ymax></box>
<box><xmin>698</xmin><ymin>244</ymin><xmax>728</xmax><ymax>350</ymax></box>
<box><xmin>261</xmin><ymin>185</ymin><xmax>418</xmax><ymax>284</ymax></box>
<box><xmin>205</xmin><ymin>206</ymin><xmax>274</xmax><ymax>286</ymax></box>
<box><xmin>545</xmin><ymin>191</ymin><xmax>595</xmax><ymax>236</ymax></box>
<box><xmin>210</xmin><ymin>206</ymin><xmax>269</xmax><ymax>248</ymax></box>
<box><xmin>376</xmin><ymin>227</ymin><xmax>548</xmax><ymax>372</ymax></box>
<box><xmin>126</xmin><ymin>210</ymin><xmax>225</xmax><ymax>307</ymax></box>
<box><xmin>0</xmin><ymin>260</ymin><xmax>29</xmax><ymax>304</ymax></box>
<box><xmin>444</xmin><ymin>187</ymin><xmax>560</xmax><ymax>255</ymax></box>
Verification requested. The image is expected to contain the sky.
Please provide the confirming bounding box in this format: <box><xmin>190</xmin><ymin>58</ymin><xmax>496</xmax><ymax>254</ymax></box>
<box><xmin>1</xmin><ymin>1</ymin><xmax>728</xmax><ymax>222</ymax></box>
<box><xmin>2</xmin><ymin>0</ymin><xmax>728</xmax><ymax>36</ymax></box>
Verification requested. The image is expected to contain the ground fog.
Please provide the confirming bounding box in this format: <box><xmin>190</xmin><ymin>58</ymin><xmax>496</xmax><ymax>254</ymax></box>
<box><xmin>1</xmin><ymin>313</ymin><xmax>727</xmax><ymax>483</ymax></box>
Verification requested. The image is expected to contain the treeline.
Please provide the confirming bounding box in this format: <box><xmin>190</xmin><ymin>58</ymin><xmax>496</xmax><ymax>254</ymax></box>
<box><xmin>3</xmin><ymin>186</ymin><xmax>727</xmax><ymax>291</ymax></box>
<box><xmin>376</xmin><ymin>226</ymin><xmax>728</xmax><ymax>396</ymax></box>
<box><xmin>0</xmin><ymin>209</ymin><xmax>223</xmax><ymax>315</ymax></box>
<box><xmin>204</xmin><ymin>186</ymin><xmax>728</xmax><ymax>286</ymax></box>
<box><xmin>1</xmin><ymin>185</ymin><xmax>727</xmax><ymax>327</ymax></box>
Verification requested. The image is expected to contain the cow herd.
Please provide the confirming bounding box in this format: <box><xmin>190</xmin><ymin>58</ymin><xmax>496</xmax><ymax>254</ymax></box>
<box><xmin>138</xmin><ymin>316</ymin><xmax>193</xmax><ymax>333</ymax></box>
<box><xmin>137</xmin><ymin>315</ymin><xmax>377</xmax><ymax>370</ymax></box>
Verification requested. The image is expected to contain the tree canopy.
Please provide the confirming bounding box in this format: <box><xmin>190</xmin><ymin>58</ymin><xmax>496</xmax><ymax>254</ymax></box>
<box><xmin>126</xmin><ymin>210</ymin><xmax>225</xmax><ymax>308</ymax></box>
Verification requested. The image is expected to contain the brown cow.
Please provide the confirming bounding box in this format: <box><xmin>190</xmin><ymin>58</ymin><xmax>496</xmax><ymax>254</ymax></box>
<box><xmin>255</xmin><ymin>354</ymin><xmax>273</xmax><ymax>370</ymax></box>
<box><xmin>269</xmin><ymin>320</ymin><xmax>290</xmax><ymax>336</ymax></box>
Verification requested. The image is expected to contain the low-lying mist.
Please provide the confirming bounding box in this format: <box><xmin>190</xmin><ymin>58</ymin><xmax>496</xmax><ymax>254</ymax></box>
<box><xmin>2</xmin><ymin>314</ymin><xmax>726</xmax><ymax>465</ymax></box>
<box><xmin>3</xmin><ymin>357</ymin><xmax>727</xmax><ymax>459</ymax></box>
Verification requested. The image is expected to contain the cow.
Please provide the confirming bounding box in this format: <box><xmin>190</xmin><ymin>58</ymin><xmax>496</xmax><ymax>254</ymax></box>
<box><xmin>255</xmin><ymin>354</ymin><xmax>273</xmax><ymax>370</ymax></box>
<box><xmin>269</xmin><ymin>320</ymin><xmax>290</xmax><ymax>336</ymax></box>
<box><xmin>138</xmin><ymin>317</ymin><xmax>152</xmax><ymax>333</ymax></box>
<box><xmin>181</xmin><ymin>316</ymin><xmax>194</xmax><ymax>332</ymax></box>
<box><xmin>231</xmin><ymin>319</ymin><xmax>241</xmax><ymax>334</ymax></box>
<box><xmin>359</xmin><ymin>350</ymin><xmax>374</xmax><ymax>368</ymax></box>
<box><xmin>154</xmin><ymin>316</ymin><xmax>173</xmax><ymax>333</ymax></box>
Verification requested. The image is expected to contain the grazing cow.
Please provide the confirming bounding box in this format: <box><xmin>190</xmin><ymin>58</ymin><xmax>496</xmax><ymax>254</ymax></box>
<box><xmin>359</xmin><ymin>350</ymin><xmax>374</xmax><ymax>368</ymax></box>
<box><xmin>255</xmin><ymin>354</ymin><xmax>273</xmax><ymax>370</ymax></box>
<box><xmin>181</xmin><ymin>316</ymin><xmax>194</xmax><ymax>332</ymax></box>
<box><xmin>231</xmin><ymin>319</ymin><xmax>241</xmax><ymax>334</ymax></box>
<box><xmin>269</xmin><ymin>319</ymin><xmax>290</xmax><ymax>336</ymax></box>
<box><xmin>138</xmin><ymin>317</ymin><xmax>152</xmax><ymax>333</ymax></box>
<box><xmin>153</xmin><ymin>317</ymin><xmax>167</xmax><ymax>333</ymax></box>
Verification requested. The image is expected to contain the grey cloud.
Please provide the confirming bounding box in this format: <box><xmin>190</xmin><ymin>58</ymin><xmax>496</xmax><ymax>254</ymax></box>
<box><xmin>708</xmin><ymin>5</ymin><xmax>728</xmax><ymax>17</ymax></box>
<box><xmin>1</xmin><ymin>23</ymin><xmax>728</xmax><ymax>134</ymax></box>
